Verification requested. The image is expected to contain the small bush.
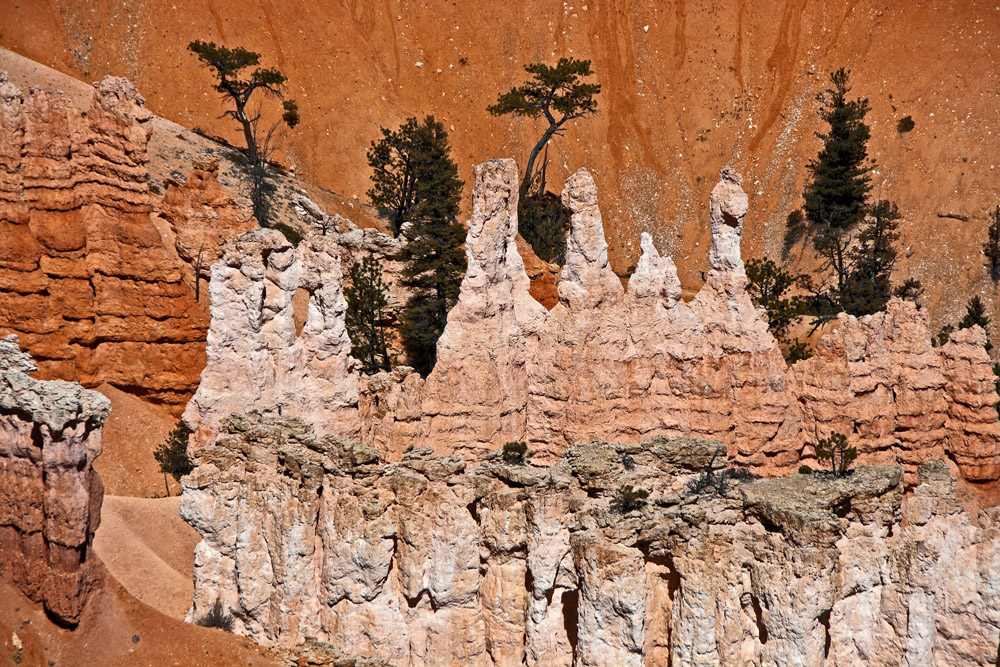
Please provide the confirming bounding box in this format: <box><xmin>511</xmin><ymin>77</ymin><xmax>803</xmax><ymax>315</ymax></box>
<box><xmin>501</xmin><ymin>441</ymin><xmax>530</xmax><ymax>465</ymax></box>
<box><xmin>621</xmin><ymin>453</ymin><xmax>636</xmax><ymax>471</ymax></box>
<box><xmin>272</xmin><ymin>221</ymin><xmax>304</xmax><ymax>246</ymax></box>
<box><xmin>798</xmin><ymin>465</ymin><xmax>813</xmax><ymax>475</ymax></box>
<box><xmin>686</xmin><ymin>450</ymin><xmax>760</xmax><ymax>496</ymax></box>
<box><xmin>814</xmin><ymin>432</ymin><xmax>857</xmax><ymax>477</ymax></box>
<box><xmin>196</xmin><ymin>598</ymin><xmax>235</xmax><ymax>632</ymax></box>
<box><xmin>897</xmin><ymin>115</ymin><xmax>915</xmax><ymax>133</ymax></box>
<box><xmin>154</xmin><ymin>421</ymin><xmax>193</xmax><ymax>485</ymax></box>
<box><xmin>785</xmin><ymin>339</ymin><xmax>812</xmax><ymax>363</ymax></box>
<box><xmin>610</xmin><ymin>484</ymin><xmax>650</xmax><ymax>514</ymax></box>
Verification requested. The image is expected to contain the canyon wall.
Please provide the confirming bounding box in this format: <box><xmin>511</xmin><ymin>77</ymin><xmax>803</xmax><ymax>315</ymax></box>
<box><xmin>0</xmin><ymin>334</ymin><xmax>109</xmax><ymax>625</ymax></box>
<box><xmin>0</xmin><ymin>71</ymin><xmax>252</xmax><ymax>410</ymax></box>
<box><xmin>186</xmin><ymin>159</ymin><xmax>1000</xmax><ymax>483</ymax></box>
<box><xmin>182</xmin><ymin>413</ymin><xmax>1000</xmax><ymax>664</ymax></box>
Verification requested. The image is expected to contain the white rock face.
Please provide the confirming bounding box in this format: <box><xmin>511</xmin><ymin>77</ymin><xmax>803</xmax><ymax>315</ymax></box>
<box><xmin>183</xmin><ymin>418</ymin><xmax>1000</xmax><ymax>665</ymax></box>
<box><xmin>186</xmin><ymin>161</ymin><xmax>1000</xmax><ymax>482</ymax></box>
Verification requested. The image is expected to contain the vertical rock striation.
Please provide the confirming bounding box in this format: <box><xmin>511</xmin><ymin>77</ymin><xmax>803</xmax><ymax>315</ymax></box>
<box><xmin>183</xmin><ymin>417</ymin><xmax>1000</xmax><ymax>664</ymax></box>
<box><xmin>0</xmin><ymin>334</ymin><xmax>109</xmax><ymax>625</ymax></box>
<box><xmin>188</xmin><ymin>160</ymin><xmax>1000</xmax><ymax>482</ymax></box>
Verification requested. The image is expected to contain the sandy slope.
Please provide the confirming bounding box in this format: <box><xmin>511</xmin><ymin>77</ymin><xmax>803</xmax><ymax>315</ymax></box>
<box><xmin>93</xmin><ymin>496</ymin><xmax>200</xmax><ymax>621</ymax></box>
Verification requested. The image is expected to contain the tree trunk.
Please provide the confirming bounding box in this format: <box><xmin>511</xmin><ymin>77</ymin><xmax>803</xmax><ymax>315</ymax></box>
<box><xmin>235</xmin><ymin>101</ymin><xmax>259</xmax><ymax>166</ymax></box>
<box><xmin>521</xmin><ymin>123</ymin><xmax>559</xmax><ymax>201</ymax></box>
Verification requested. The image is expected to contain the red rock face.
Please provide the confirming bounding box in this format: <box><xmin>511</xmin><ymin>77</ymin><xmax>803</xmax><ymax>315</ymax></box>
<box><xmin>0</xmin><ymin>335</ymin><xmax>109</xmax><ymax>626</ymax></box>
<box><xmin>0</xmin><ymin>73</ymin><xmax>251</xmax><ymax>411</ymax></box>
<box><xmin>187</xmin><ymin>159</ymin><xmax>1000</xmax><ymax>484</ymax></box>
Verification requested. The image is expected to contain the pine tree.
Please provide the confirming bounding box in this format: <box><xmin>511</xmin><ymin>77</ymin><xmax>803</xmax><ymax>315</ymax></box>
<box><xmin>188</xmin><ymin>40</ymin><xmax>299</xmax><ymax>227</ymax></box>
<box><xmin>843</xmin><ymin>199</ymin><xmax>903</xmax><ymax>316</ymax></box>
<box><xmin>984</xmin><ymin>205</ymin><xmax>1000</xmax><ymax>280</ymax></box>
<box><xmin>344</xmin><ymin>254</ymin><xmax>393</xmax><ymax>375</ymax></box>
<box><xmin>383</xmin><ymin>118</ymin><xmax>466</xmax><ymax>376</ymax></box>
<box><xmin>803</xmin><ymin>68</ymin><xmax>873</xmax><ymax>304</ymax></box>
<box><xmin>745</xmin><ymin>257</ymin><xmax>806</xmax><ymax>342</ymax></box>
<box><xmin>154</xmin><ymin>421</ymin><xmax>194</xmax><ymax>496</ymax></box>
<box><xmin>959</xmin><ymin>295</ymin><xmax>992</xmax><ymax>352</ymax></box>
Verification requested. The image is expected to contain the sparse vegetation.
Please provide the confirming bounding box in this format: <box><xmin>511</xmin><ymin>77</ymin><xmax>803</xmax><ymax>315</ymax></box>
<box><xmin>685</xmin><ymin>450</ymin><xmax>759</xmax><ymax>496</ymax></box>
<box><xmin>488</xmin><ymin>57</ymin><xmax>600</xmax><ymax>261</ymax></box>
<box><xmin>610</xmin><ymin>484</ymin><xmax>650</xmax><ymax>514</ymax></box>
<box><xmin>814</xmin><ymin>432</ymin><xmax>857</xmax><ymax>477</ymax></box>
<box><xmin>196</xmin><ymin>597</ymin><xmax>235</xmax><ymax>632</ymax></box>
<box><xmin>344</xmin><ymin>254</ymin><xmax>393</xmax><ymax>375</ymax></box>
<box><xmin>188</xmin><ymin>40</ymin><xmax>299</xmax><ymax>227</ymax></box>
<box><xmin>272</xmin><ymin>221</ymin><xmax>303</xmax><ymax>246</ymax></box>
<box><xmin>798</xmin><ymin>465</ymin><xmax>813</xmax><ymax>475</ymax></box>
<box><xmin>153</xmin><ymin>422</ymin><xmax>194</xmax><ymax>495</ymax></box>
<box><xmin>501</xmin><ymin>441</ymin><xmax>530</xmax><ymax>465</ymax></box>
<box><xmin>384</xmin><ymin>118</ymin><xmax>466</xmax><ymax>376</ymax></box>
<box><xmin>896</xmin><ymin>115</ymin><xmax>915</xmax><ymax>133</ymax></box>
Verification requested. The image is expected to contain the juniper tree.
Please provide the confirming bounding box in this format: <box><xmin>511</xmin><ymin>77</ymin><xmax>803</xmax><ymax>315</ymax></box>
<box><xmin>488</xmin><ymin>58</ymin><xmax>600</xmax><ymax>261</ymax></box>
<box><xmin>344</xmin><ymin>254</ymin><xmax>393</xmax><ymax>375</ymax></box>
<box><xmin>189</xmin><ymin>40</ymin><xmax>299</xmax><ymax>226</ymax></box>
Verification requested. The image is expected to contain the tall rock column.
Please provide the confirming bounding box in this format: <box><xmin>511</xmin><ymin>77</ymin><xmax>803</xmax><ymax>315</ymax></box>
<box><xmin>0</xmin><ymin>335</ymin><xmax>110</xmax><ymax>625</ymax></box>
<box><xmin>420</xmin><ymin>158</ymin><xmax>547</xmax><ymax>458</ymax></box>
<box><xmin>528</xmin><ymin>169</ymin><xmax>631</xmax><ymax>457</ymax></box>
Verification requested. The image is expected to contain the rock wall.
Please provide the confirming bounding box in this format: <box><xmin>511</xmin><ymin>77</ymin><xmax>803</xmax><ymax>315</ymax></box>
<box><xmin>0</xmin><ymin>334</ymin><xmax>109</xmax><ymax>625</ymax></box>
<box><xmin>0</xmin><ymin>71</ymin><xmax>251</xmax><ymax>410</ymax></box>
<box><xmin>182</xmin><ymin>414</ymin><xmax>1000</xmax><ymax>664</ymax></box>
<box><xmin>189</xmin><ymin>158</ymin><xmax>1000</xmax><ymax>483</ymax></box>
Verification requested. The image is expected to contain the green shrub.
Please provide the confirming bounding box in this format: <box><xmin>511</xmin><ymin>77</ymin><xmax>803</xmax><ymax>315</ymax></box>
<box><xmin>798</xmin><ymin>465</ymin><xmax>813</xmax><ymax>475</ymax></box>
<box><xmin>154</xmin><ymin>421</ymin><xmax>193</xmax><ymax>486</ymax></box>
<box><xmin>610</xmin><ymin>484</ymin><xmax>650</xmax><ymax>514</ymax></box>
<box><xmin>897</xmin><ymin>115</ymin><xmax>915</xmax><ymax>133</ymax></box>
<box><xmin>501</xmin><ymin>441</ymin><xmax>530</xmax><ymax>465</ymax></box>
<box><xmin>815</xmin><ymin>432</ymin><xmax>857</xmax><ymax>477</ymax></box>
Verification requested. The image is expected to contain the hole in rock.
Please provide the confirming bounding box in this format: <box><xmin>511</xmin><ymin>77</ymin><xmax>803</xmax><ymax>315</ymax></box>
<box><xmin>751</xmin><ymin>594</ymin><xmax>768</xmax><ymax>644</ymax></box>
<box><xmin>722</xmin><ymin>211</ymin><xmax>740</xmax><ymax>228</ymax></box>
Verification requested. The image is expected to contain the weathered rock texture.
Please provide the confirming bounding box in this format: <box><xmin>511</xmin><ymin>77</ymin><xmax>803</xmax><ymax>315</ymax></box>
<box><xmin>183</xmin><ymin>414</ymin><xmax>1000</xmax><ymax>664</ymax></box>
<box><xmin>0</xmin><ymin>334</ymin><xmax>109</xmax><ymax>625</ymax></box>
<box><xmin>189</xmin><ymin>160</ymin><xmax>1000</xmax><ymax>483</ymax></box>
<box><xmin>0</xmin><ymin>72</ymin><xmax>250</xmax><ymax>410</ymax></box>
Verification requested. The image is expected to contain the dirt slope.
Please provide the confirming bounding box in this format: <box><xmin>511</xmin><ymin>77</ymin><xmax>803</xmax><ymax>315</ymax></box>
<box><xmin>2</xmin><ymin>0</ymin><xmax>998</xmax><ymax>337</ymax></box>
<box><xmin>93</xmin><ymin>496</ymin><xmax>200</xmax><ymax>620</ymax></box>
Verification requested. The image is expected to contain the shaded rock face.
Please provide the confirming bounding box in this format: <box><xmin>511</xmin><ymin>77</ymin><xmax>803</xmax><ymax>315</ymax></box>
<box><xmin>0</xmin><ymin>335</ymin><xmax>109</xmax><ymax>625</ymax></box>
<box><xmin>0</xmin><ymin>72</ymin><xmax>248</xmax><ymax>411</ymax></box>
<box><xmin>183</xmin><ymin>415</ymin><xmax>1000</xmax><ymax>664</ymax></box>
<box><xmin>191</xmin><ymin>160</ymin><xmax>1000</xmax><ymax>483</ymax></box>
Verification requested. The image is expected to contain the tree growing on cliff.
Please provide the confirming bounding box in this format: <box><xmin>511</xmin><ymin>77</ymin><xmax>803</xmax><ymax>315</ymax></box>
<box><xmin>188</xmin><ymin>40</ymin><xmax>300</xmax><ymax>226</ymax></box>
<box><xmin>745</xmin><ymin>257</ymin><xmax>807</xmax><ymax>342</ymax></box>
<box><xmin>153</xmin><ymin>421</ymin><xmax>194</xmax><ymax>496</ymax></box>
<box><xmin>367</xmin><ymin>116</ymin><xmax>458</xmax><ymax>237</ymax></box>
<box><xmin>344</xmin><ymin>254</ymin><xmax>393</xmax><ymax>375</ymax></box>
<box><xmin>814</xmin><ymin>431</ymin><xmax>857</xmax><ymax>477</ymax></box>
<box><xmin>375</xmin><ymin>118</ymin><xmax>467</xmax><ymax>375</ymax></box>
<box><xmin>488</xmin><ymin>58</ymin><xmax>600</xmax><ymax>261</ymax></box>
